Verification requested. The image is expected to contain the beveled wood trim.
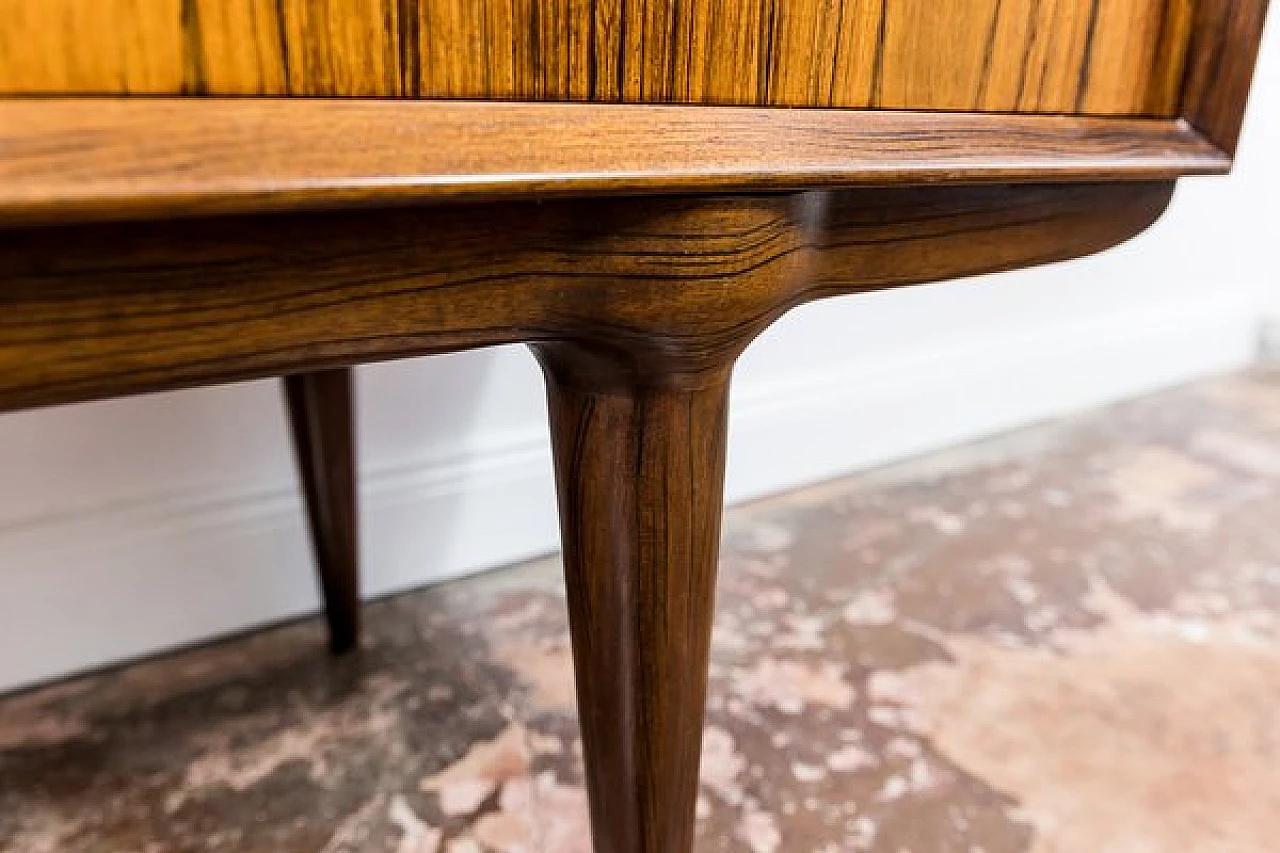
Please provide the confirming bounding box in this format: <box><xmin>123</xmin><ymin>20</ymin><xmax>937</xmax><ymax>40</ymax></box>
<box><xmin>0</xmin><ymin>182</ymin><xmax>1175</xmax><ymax>413</ymax></box>
<box><xmin>1180</xmin><ymin>0</ymin><xmax>1272</xmax><ymax>154</ymax></box>
<box><xmin>0</xmin><ymin>99</ymin><xmax>1225</xmax><ymax>227</ymax></box>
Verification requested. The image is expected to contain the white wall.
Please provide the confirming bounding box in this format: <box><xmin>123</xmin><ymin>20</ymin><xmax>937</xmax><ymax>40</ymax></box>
<box><xmin>1</xmin><ymin>28</ymin><xmax>1276</xmax><ymax>693</ymax></box>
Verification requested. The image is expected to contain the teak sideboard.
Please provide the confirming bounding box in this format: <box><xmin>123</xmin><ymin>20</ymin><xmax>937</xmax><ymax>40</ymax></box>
<box><xmin>0</xmin><ymin>2</ymin><xmax>1270</xmax><ymax>851</ymax></box>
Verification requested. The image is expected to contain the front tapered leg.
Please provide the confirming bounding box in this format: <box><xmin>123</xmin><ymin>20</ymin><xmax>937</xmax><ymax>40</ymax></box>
<box><xmin>536</xmin><ymin>343</ymin><xmax>732</xmax><ymax>853</ymax></box>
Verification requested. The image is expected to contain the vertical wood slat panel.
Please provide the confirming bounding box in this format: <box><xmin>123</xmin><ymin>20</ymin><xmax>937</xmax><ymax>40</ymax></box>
<box><xmin>278</xmin><ymin>0</ymin><xmax>401</xmax><ymax>96</ymax></box>
<box><xmin>977</xmin><ymin>0</ymin><xmax>1096</xmax><ymax>112</ymax></box>
<box><xmin>1143</xmin><ymin>0</ymin><xmax>1196</xmax><ymax>115</ymax></box>
<box><xmin>0</xmin><ymin>0</ymin><xmax>403</xmax><ymax>96</ymax></box>
<box><xmin>768</xmin><ymin>0</ymin><xmax>881</xmax><ymax>107</ymax></box>
<box><xmin>1078</xmin><ymin>0</ymin><xmax>1194</xmax><ymax>115</ymax></box>
<box><xmin>876</xmin><ymin>0</ymin><xmax>1005</xmax><ymax>110</ymax></box>
<box><xmin>682</xmin><ymin>0</ymin><xmax>770</xmax><ymax>104</ymax></box>
<box><xmin>189</xmin><ymin>0</ymin><xmax>287</xmax><ymax>94</ymax></box>
<box><xmin>0</xmin><ymin>0</ymin><xmax>184</xmax><ymax>93</ymax></box>
<box><xmin>404</xmin><ymin>0</ymin><xmax>1188</xmax><ymax>112</ymax></box>
<box><xmin>0</xmin><ymin>0</ymin><xmax>1200</xmax><ymax>115</ymax></box>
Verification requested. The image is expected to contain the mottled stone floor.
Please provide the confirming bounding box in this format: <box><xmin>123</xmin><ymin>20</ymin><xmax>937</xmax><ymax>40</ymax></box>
<box><xmin>5</xmin><ymin>368</ymin><xmax>1280</xmax><ymax>853</ymax></box>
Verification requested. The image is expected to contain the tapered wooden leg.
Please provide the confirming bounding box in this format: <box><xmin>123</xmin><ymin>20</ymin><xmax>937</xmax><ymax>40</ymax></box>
<box><xmin>283</xmin><ymin>368</ymin><xmax>360</xmax><ymax>655</ymax></box>
<box><xmin>535</xmin><ymin>343</ymin><xmax>732</xmax><ymax>853</ymax></box>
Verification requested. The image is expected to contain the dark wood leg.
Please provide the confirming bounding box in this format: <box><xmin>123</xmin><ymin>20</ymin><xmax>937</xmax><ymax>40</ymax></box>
<box><xmin>535</xmin><ymin>343</ymin><xmax>732</xmax><ymax>853</ymax></box>
<box><xmin>283</xmin><ymin>368</ymin><xmax>360</xmax><ymax>655</ymax></box>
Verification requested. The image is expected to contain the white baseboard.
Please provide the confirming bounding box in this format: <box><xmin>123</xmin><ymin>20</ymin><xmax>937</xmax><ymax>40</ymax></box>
<box><xmin>725</xmin><ymin>298</ymin><xmax>1259</xmax><ymax>501</ymax></box>
<box><xmin>1258</xmin><ymin>314</ymin><xmax>1280</xmax><ymax>363</ymax></box>
<box><xmin>0</xmin><ymin>298</ymin><xmax>1258</xmax><ymax>693</ymax></box>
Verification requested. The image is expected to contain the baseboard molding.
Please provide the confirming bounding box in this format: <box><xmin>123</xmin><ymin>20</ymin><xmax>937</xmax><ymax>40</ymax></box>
<box><xmin>1258</xmin><ymin>314</ymin><xmax>1280</xmax><ymax>363</ymax></box>
<box><xmin>725</xmin><ymin>298</ymin><xmax>1259</xmax><ymax>501</ymax></box>
<box><xmin>0</xmin><ymin>299</ymin><xmax>1258</xmax><ymax>692</ymax></box>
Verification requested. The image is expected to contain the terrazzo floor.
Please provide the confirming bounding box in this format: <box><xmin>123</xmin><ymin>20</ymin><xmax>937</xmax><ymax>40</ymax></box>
<box><xmin>5</xmin><ymin>367</ymin><xmax>1280</xmax><ymax>852</ymax></box>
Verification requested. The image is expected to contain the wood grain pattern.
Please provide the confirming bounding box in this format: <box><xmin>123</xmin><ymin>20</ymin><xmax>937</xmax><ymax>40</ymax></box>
<box><xmin>0</xmin><ymin>5</ymin><xmax>1267</xmax><ymax>846</ymax></box>
<box><xmin>537</xmin><ymin>344</ymin><xmax>731</xmax><ymax>853</ymax></box>
<box><xmin>1075</xmin><ymin>0</ymin><xmax>1192</xmax><ymax>114</ymax></box>
<box><xmin>0</xmin><ymin>182</ymin><xmax>1176</xmax><ymax>853</ymax></box>
<box><xmin>0</xmin><ymin>182</ymin><xmax>1174</xmax><ymax>414</ymax></box>
<box><xmin>0</xmin><ymin>0</ymin><xmax>183</xmax><ymax>93</ymax></box>
<box><xmin>284</xmin><ymin>369</ymin><xmax>361</xmax><ymax>655</ymax></box>
<box><xmin>0</xmin><ymin>0</ymin><xmax>1191</xmax><ymax>114</ymax></box>
<box><xmin>1181</xmin><ymin>0</ymin><xmax>1273</xmax><ymax>153</ymax></box>
<box><xmin>0</xmin><ymin>99</ymin><xmax>1226</xmax><ymax>227</ymax></box>
<box><xmin>184</xmin><ymin>0</ymin><xmax>287</xmax><ymax>94</ymax></box>
<box><xmin>187</xmin><ymin>0</ymin><xmax>404</xmax><ymax>95</ymax></box>
<box><xmin>276</xmin><ymin>0</ymin><xmax>402</xmax><ymax>96</ymax></box>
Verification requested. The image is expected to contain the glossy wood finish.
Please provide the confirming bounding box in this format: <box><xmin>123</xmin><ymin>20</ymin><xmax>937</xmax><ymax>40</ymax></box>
<box><xmin>0</xmin><ymin>101</ymin><xmax>1226</xmax><ymax>227</ymax></box>
<box><xmin>283</xmin><ymin>369</ymin><xmax>360</xmax><ymax>654</ymax></box>
<box><xmin>0</xmin><ymin>183</ymin><xmax>1175</xmax><ymax>416</ymax></box>
<box><xmin>1182</xmin><ymin>0</ymin><xmax>1273</xmax><ymax>153</ymax></box>
<box><xmin>0</xmin><ymin>0</ymin><xmax>1191</xmax><ymax>115</ymax></box>
<box><xmin>0</xmin><ymin>4</ymin><xmax>1269</xmax><ymax>845</ymax></box>
<box><xmin>0</xmin><ymin>180</ymin><xmax>1176</xmax><ymax>852</ymax></box>
<box><xmin>537</xmin><ymin>344</ymin><xmax>731</xmax><ymax>853</ymax></box>
<box><xmin>0</xmin><ymin>0</ymin><xmax>185</xmax><ymax>94</ymax></box>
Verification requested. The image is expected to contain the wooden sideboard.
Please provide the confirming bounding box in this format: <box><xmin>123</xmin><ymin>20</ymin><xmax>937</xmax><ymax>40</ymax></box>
<box><xmin>0</xmin><ymin>1</ymin><xmax>1269</xmax><ymax>851</ymax></box>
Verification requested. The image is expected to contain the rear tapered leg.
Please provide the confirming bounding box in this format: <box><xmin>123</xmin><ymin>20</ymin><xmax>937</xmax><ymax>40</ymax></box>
<box><xmin>283</xmin><ymin>368</ymin><xmax>360</xmax><ymax>655</ymax></box>
<box><xmin>536</xmin><ymin>343</ymin><xmax>732</xmax><ymax>853</ymax></box>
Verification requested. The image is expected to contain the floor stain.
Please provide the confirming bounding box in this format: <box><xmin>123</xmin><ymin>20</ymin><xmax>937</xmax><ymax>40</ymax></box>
<box><xmin>885</xmin><ymin>577</ymin><xmax>1280</xmax><ymax>852</ymax></box>
<box><xmin>3</xmin><ymin>367</ymin><xmax>1280</xmax><ymax>852</ymax></box>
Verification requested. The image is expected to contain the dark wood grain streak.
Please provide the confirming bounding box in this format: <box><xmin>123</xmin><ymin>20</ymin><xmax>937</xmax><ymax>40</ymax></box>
<box><xmin>283</xmin><ymin>369</ymin><xmax>360</xmax><ymax>655</ymax></box>
<box><xmin>179</xmin><ymin>0</ymin><xmax>208</xmax><ymax>95</ymax></box>
<box><xmin>1074</xmin><ymin>0</ymin><xmax>1104</xmax><ymax>112</ymax></box>
<box><xmin>1181</xmin><ymin>0</ymin><xmax>1272</xmax><ymax>154</ymax></box>
<box><xmin>1142</xmin><ymin>0</ymin><xmax>1196</xmax><ymax>115</ymax></box>
<box><xmin>396</xmin><ymin>0</ymin><xmax>420</xmax><ymax>98</ymax></box>
<box><xmin>0</xmin><ymin>100</ymin><xmax>1225</xmax><ymax>227</ymax></box>
<box><xmin>273</xmin><ymin>0</ymin><xmax>292</xmax><ymax>95</ymax></box>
